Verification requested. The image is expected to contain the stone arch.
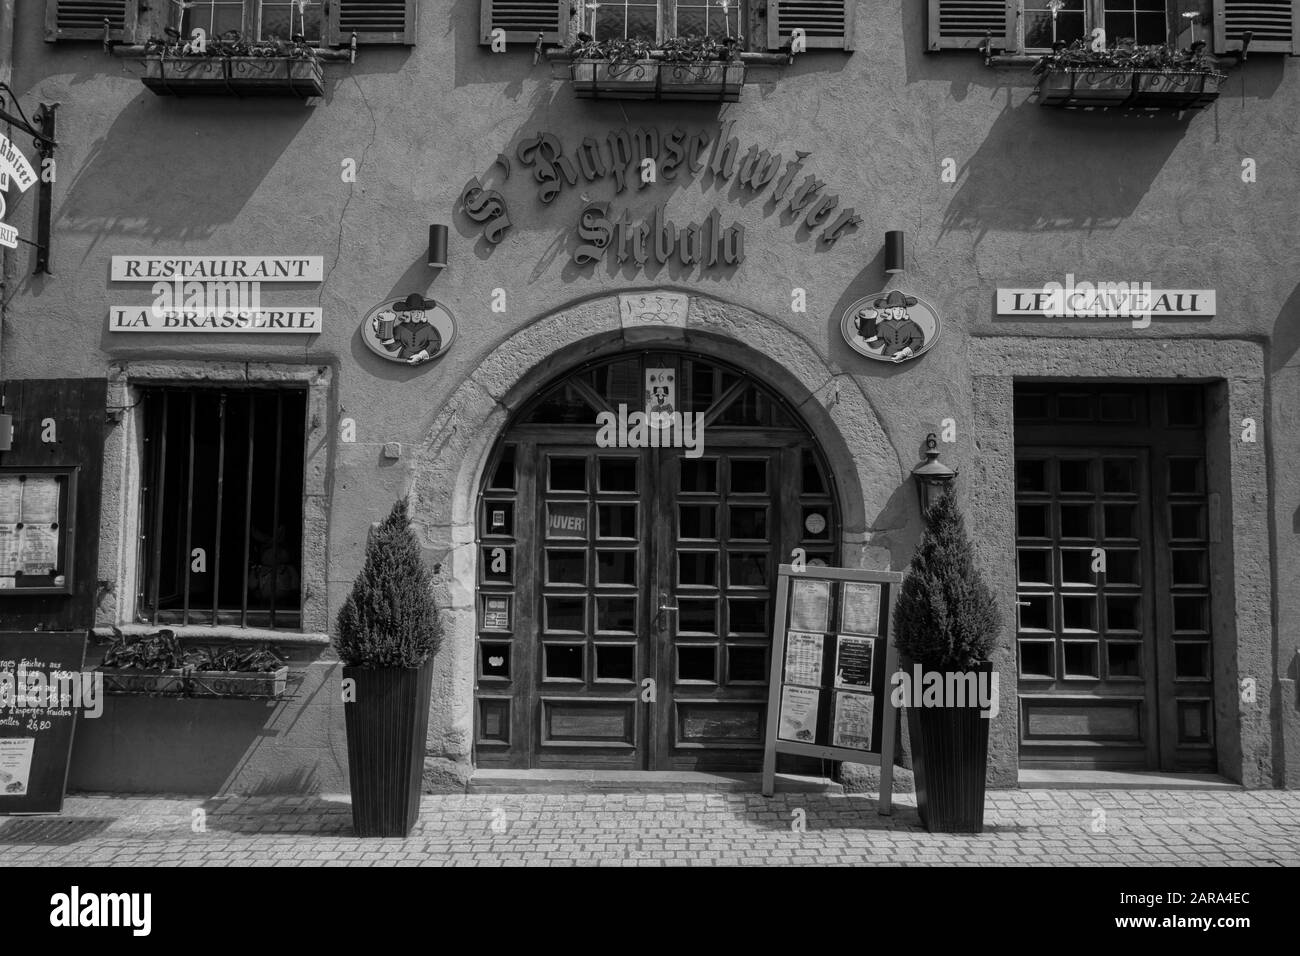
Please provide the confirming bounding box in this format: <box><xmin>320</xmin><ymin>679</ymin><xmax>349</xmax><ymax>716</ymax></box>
<box><xmin>409</xmin><ymin>290</ymin><xmax>903</xmax><ymax>787</ymax></box>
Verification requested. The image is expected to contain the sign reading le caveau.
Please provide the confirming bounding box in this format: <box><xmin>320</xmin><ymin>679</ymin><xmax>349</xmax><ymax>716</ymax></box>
<box><xmin>108</xmin><ymin>256</ymin><xmax>323</xmax><ymax>334</ymax></box>
<box><xmin>462</xmin><ymin>122</ymin><xmax>864</xmax><ymax>271</ymax></box>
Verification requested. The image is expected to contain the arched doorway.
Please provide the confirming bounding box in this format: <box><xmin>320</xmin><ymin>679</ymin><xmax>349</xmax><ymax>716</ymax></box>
<box><xmin>474</xmin><ymin>349</ymin><xmax>843</xmax><ymax>770</ymax></box>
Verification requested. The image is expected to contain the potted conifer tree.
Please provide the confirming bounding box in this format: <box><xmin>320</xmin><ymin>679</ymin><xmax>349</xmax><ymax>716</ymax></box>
<box><xmin>892</xmin><ymin>491</ymin><xmax>1002</xmax><ymax>833</ymax></box>
<box><xmin>335</xmin><ymin>498</ymin><xmax>441</xmax><ymax>838</ymax></box>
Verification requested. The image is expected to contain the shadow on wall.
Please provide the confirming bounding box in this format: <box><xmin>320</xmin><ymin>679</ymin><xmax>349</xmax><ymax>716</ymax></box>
<box><xmin>54</xmin><ymin>93</ymin><xmax>312</xmax><ymax>254</ymax></box>
<box><xmin>68</xmin><ymin>665</ymin><xmax>347</xmax><ymax>795</ymax></box>
<box><xmin>940</xmin><ymin>101</ymin><xmax>1193</xmax><ymax>238</ymax></box>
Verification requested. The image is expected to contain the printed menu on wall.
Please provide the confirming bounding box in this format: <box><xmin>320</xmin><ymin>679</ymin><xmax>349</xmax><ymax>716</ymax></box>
<box><xmin>0</xmin><ymin>471</ymin><xmax>71</xmax><ymax>592</ymax></box>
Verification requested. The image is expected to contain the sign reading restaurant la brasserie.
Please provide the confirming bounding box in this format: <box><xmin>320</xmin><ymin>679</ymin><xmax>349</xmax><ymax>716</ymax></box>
<box><xmin>108</xmin><ymin>256</ymin><xmax>323</xmax><ymax>334</ymax></box>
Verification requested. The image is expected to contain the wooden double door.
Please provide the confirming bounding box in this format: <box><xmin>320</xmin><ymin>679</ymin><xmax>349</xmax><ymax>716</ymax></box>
<box><xmin>475</xmin><ymin>431</ymin><xmax>838</xmax><ymax>771</ymax></box>
<box><xmin>1014</xmin><ymin>384</ymin><xmax>1216</xmax><ymax>771</ymax></box>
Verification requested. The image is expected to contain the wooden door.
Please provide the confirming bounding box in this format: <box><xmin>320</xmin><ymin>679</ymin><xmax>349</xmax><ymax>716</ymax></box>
<box><xmin>472</xmin><ymin>352</ymin><xmax>840</xmax><ymax>771</ymax></box>
<box><xmin>1014</xmin><ymin>384</ymin><xmax>1215</xmax><ymax>772</ymax></box>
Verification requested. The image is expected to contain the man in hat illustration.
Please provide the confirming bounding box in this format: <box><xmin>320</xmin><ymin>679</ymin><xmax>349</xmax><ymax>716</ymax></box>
<box><xmin>372</xmin><ymin>292</ymin><xmax>443</xmax><ymax>365</ymax></box>
<box><xmin>854</xmin><ymin>290</ymin><xmax>925</xmax><ymax>362</ymax></box>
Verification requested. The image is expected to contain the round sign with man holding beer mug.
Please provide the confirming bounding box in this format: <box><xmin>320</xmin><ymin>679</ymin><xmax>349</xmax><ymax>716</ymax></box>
<box><xmin>361</xmin><ymin>292</ymin><xmax>457</xmax><ymax>366</ymax></box>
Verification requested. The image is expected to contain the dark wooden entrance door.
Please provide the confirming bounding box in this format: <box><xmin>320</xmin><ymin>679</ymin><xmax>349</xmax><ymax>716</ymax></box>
<box><xmin>1014</xmin><ymin>384</ymin><xmax>1216</xmax><ymax>772</ymax></box>
<box><xmin>473</xmin><ymin>353</ymin><xmax>838</xmax><ymax>771</ymax></box>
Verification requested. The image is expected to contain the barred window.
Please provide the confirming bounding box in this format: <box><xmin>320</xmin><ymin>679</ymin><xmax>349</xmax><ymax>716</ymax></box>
<box><xmin>138</xmin><ymin>387</ymin><xmax>307</xmax><ymax>630</ymax></box>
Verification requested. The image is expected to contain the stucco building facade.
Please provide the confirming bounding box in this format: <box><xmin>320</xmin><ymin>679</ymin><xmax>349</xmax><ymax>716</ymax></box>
<box><xmin>0</xmin><ymin>0</ymin><xmax>1295</xmax><ymax>793</ymax></box>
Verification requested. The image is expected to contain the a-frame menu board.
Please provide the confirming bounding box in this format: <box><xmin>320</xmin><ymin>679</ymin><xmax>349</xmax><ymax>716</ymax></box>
<box><xmin>761</xmin><ymin>565</ymin><xmax>903</xmax><ymax>813</ymax></box>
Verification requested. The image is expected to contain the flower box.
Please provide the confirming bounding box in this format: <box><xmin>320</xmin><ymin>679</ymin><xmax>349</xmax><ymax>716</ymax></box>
<box><xmin>657</xmin><ymin>62</ymin><xmax>746</xmax><ymax>102</ymax></box>
<box><xmin>570</xmin><ymin>59</ymin><xmax>659</xmax><ymax>99</ymax></box>
<box><xmin>570</xmin><ymin>59</ymin><xmax>746</xmax><ymax>102</ymax></box>
<box><xmin>141</xmin><ymin>56</ymin><xmax>324</xmax><ymax>99</ymax></box>
<box><xmin>1037</xmin><ymin>67</ymin><xmax>1221</xmax><ymax>110</ymax></box>
<box><xmin>99</xmin><ymin>667</ymin><xmax>189</xmax><ymax>697</ymax></box>
<box><xmin>1132</xmin><ymin>70</ymin><xmax>1222</xmax><ymax>109</ymax></box>
<box><xmin>187</xmin><ymin>667</ymin><xmax>290</xmax><ymax>700</ymax></box>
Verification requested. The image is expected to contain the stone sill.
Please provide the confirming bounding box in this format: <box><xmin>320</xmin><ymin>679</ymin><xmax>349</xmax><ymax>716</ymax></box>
<box><xmin>91</xmin><ymin>625</ymin><xmax>329</xmax><ymax>647</ymax></box>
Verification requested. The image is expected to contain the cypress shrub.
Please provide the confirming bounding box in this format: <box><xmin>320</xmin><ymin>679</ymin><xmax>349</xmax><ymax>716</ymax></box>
<box><xmin>334</xmin><ymin>498</ymin><xmax>440</xmax><ymax>668</ymax></box>
<box><xmin>893</xmin><ymin>491</ymin><xmax>1001</xmax><ymax>671</ymax></box>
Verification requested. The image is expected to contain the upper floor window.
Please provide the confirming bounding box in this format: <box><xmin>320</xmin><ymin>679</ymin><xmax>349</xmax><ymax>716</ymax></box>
<box><xmin>1021</xmin><ymin>0</ymin><xmax>1171</xmax><ymax>52</ymax></box>
<box><xmin>588</xmin><ymin>0</ymin><xmax>744</xmax><ymax>43</ymax></box>
<box><xmin>179</xmin><ymin>0</ymin><xmax>324</xmax><ymax>44</ymax></box>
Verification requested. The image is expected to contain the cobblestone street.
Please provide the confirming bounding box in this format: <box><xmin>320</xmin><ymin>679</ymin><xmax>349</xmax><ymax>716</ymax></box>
<box><xmin>2</xmin><ymin>789</ymin><xmax>1297</xmax><ymax>866</ymax></box>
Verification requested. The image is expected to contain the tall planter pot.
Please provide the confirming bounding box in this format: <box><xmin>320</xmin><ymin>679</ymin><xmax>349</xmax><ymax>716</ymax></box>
<box><xmin>905</xmin><ymin>660</ymin><xmax>993</xmax><ymax>834</ymax></box>
<box><xmin>342</xmin><ymin>660</ymin><xmax>434</xmax><ymax>838</ymax></box>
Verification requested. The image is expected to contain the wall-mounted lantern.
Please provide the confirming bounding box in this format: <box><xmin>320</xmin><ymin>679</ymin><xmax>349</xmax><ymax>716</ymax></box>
<box><xmin>885</xmin><ymin>230</ymin><xmax>905</xmax><ymax>275</ymax></box>
<box><xmin>428</xmin><ymin>224</ymin><xmax>449</xmax><ymax>269</ymax></box>
<box><xmin>911</xmin><ymin>432</ymin><xmax>956</xmax><ymax>513</ymax></box>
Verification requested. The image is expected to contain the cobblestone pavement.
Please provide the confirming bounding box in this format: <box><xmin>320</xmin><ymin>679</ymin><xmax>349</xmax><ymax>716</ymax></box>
<box><xmin>1</xmin><ymin>789</ymin><xmax>1297</xmax><ymax>866</ymax></box>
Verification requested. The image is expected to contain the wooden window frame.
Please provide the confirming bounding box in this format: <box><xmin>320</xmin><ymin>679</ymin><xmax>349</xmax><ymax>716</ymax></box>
<box><xmin>583</xmin><ymin>0</ymin><xmax>747</xmax><ymax>42</ymax></box>
<box><xmin>1020</xmin><ymin>0</ymin><xmax>1183</xmax><ymax>53</ymax></box>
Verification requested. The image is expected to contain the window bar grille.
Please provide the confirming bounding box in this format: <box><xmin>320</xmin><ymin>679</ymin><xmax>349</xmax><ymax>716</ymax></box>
<box><xmin>182</xmin><ymin>392</ymin><xmax>196</xmax><ymax>626</ymax></box>
<box><xmin>148</xmin><ymin>392</ymin><xmax>169</xmax><ymax>622</ymax></box>
<box><xmin>241</xmin><ymin>395</ymin><xmax>256</xmax><ymax>628</ymax></box>
<box><xmin>211</xmin><ymin>392</ymin><xmax>227</xmax><ymax>627</ymax></box>
<box><xmin>269</xmin><ymin>392</ymin><xmax>283</xmax><ymax>629</ymax></box>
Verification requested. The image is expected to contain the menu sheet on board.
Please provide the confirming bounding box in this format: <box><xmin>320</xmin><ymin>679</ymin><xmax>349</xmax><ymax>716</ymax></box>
<box><xmin>783</xmin><ymin>631</ymin><xmax>824</xmax><ymax>687</ymax></box>
<box><xmin>840</xmin><ymin>581</ymin><xmax>881</xmax><ymax>635</ymax></box>
<box><xmin>789</xmin><ymin>579</ymin><xmax>830</xmax><ymax>633</ymax></box>
<box><xmin>832</xmin><ymin>692</ymin><xmax>874</xmax><ymax>751</ymax></box>
<box><xmin>0</xmin><ymin>738</ymin><xmax>35</xmax><ymax>796</ymax></box>
<box><xmin>834</xmin><ymin>635</ymin><xmax>876</xmax><ymax>691</ymax></box>
<box><xmin>778</xmin><ymin>686</ymin><xmax>820</xmax><ymax>743</ymax></box>
<box><xmin>20</xmin><ymin>478</ymin><xmax>60</xmax><ymax>525</ymax></box>
<box><xmin>0</xmin><ymin>477</ymin><xmax>21</xmax><ymax>525</ymax></box>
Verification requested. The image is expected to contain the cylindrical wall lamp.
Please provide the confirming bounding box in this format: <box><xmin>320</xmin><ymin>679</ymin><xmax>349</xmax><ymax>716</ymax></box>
<box><xmin>885</xmin><ymin>230</ymin><xmax>905</xmax><ymax>275</ymax></box>
<box><xmin>428</xmin><ymin>224</ymin><xmax>449</xmax><ymax>269</ymax></box>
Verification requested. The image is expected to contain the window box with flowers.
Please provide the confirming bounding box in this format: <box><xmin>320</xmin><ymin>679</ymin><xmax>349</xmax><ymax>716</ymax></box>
<box><xmin>568</xmin><ymin>33</ymin><xmax>746</xmax><ymax>102</ymax></box>
<box><xmin>140</xmin><ymin>32</ymin><xmax>324</xmax><ymax>98</ymax></box>
<box><xmin>96</xmin><ymin>628</ymin><xmax>291</xmax><ymax>700</ymax></box>
<box><xmin>1033</xmin><ymin>39</ymin><xmax>1224</xmax><ymax>110</ymax></box>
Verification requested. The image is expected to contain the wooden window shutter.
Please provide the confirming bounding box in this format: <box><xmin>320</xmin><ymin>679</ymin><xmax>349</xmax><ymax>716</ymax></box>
<box><xmin>480</xmin><ymin>0</ymin><xmax>570</xmax><ymax>46</ymax></box>
<box><xmin>44</xmin><ymin>0</ymin><xmax>136</xmax><ymax>42</ymax></box>
<box><xmin>1213</xmin><ymin>0</ymin><xmax>1297</xmax><ymax>54</ymax></box>
<box><xmin>927</xmin><ymin>0</ymin><xmax>1016</xmax><ymax>52</ymax></box>
<box><xmin>765</xmin><ymin>1</ymin><xmax>855</xmax><ymax>51</ymax></box>
<box><xmin>327</xmin><ymin>0</ymin><xmax>419</xmax><ymax>46</ymax></box>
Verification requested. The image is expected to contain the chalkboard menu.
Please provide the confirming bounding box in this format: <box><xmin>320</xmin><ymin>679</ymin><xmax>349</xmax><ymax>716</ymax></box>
<box><xmin>0</xmin><ymin>631</ymin><xmax>87</xmax><ymax>814</ymax></box>
<box><xmin>761</xmin><ymin>565</ymin><xmax>902</xmax><ymax>813</ymax></box>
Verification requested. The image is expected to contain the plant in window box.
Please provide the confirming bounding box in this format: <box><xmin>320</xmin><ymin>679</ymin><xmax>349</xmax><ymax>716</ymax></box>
<box><xmin>568</xmin><ymin>33</ymin><xmax>658</xmax><ymax>99</ymax></box>
<box><xmin>892</xmin><ymin>491</ymin><xmax>1002</xmax><ymax>834</ymax></box>
<box><xmin>187</xmin><ymin>645</ymin><xmax>289</xmax><ymax>699</ymax></box>
<box><xmin>658</xmin><ymin>34</ymin><xmax>746</xmax><ymax>101</ymax></box>
<box><xmin>334</xmin><ymin>498</ymin><xmax>441</xmax><ymax>838</ymax></box>
<box><xmin>98</xmin><ymin>628</ymin><xmax>189</xmax><ymax>696</ymax></box>
<box><xmin>140</xmin><ymin>29</ymin><xmax>324</xmax><ymax>98</ymax></box>
<box><xmin>1032</xmin><ymin>38</ymin><xmax>1223</xmax><ymax>110</ymax></box>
